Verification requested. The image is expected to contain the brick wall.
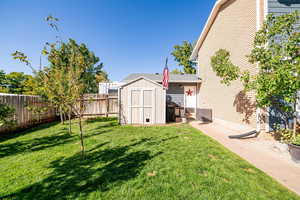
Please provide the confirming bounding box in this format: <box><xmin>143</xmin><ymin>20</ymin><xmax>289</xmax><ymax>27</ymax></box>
<box><xmin>196</xmin><ymin>0</ymin><xmax>257</xmax><ymax>128</ymax></box>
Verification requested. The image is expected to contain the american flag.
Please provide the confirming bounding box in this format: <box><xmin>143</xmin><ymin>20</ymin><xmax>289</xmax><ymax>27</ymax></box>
<box><xmin>162</xmin><ymin>58</ymin><xmax>169</xmax><ymax>89</ymax></box>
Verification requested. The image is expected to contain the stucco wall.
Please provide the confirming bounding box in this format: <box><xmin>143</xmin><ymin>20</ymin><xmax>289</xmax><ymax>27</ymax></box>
<box><xmin>120</xmin><ymin>78</ymin><xmax>166</xmax><ymax>124</ymax></box>
<box><xmin>196</xmin><ymin>0</ymin><xmax>257</xmax><ymax>128</ymax></box>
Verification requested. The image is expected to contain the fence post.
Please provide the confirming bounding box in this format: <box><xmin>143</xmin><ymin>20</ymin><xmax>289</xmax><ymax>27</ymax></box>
<box><xmin>106</xmin><ymin>95</ymin><xmax>109</xmax><ymax>117</ymax></box>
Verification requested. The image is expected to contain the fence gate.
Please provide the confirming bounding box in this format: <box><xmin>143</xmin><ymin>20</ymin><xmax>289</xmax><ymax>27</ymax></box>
<box><xmin>128</xmin><ymin>88</ymin><xmax>155</xmax><ymax>124</ymax></box>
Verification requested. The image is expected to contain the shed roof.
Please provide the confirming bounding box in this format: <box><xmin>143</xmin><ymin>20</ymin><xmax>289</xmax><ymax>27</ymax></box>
<box><xmin>122</xmin><ymin>73</ymin><xmax>201</xmax><ymax>83</ymax></box>
<box><xmin>120</xmin><ymin>76</ymin><xmax>164</xmax><ymax>88</ymax></box>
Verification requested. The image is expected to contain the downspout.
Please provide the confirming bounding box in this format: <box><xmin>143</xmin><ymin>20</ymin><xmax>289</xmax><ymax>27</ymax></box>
<box><xmin>256</xmin><ymin>0</ymin><xmax>262</xmax><ymax>133</ymax></box>
<box><xmin>192</xmin><ymin>60</ymin><xmax>199</xmax><ymax>120</ymax></box>
<box><xmin>264</xmin><ymin>0</ymin><xmax>271</xmax><ymax>133</ymax></box>
<box><xmin>257</xmin><ymin>0</ymin><xmax>271</xmax><ymax>132</ymax></box>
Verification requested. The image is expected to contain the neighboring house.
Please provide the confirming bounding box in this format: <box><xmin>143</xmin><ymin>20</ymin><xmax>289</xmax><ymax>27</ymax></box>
<box><xmin>119</xmin><ymin>73</ymin><xmax>201</xmax><ymax>124</ymax></box>
<box><xmin>190</xmin><ymin>0</ymin><xmax>300</xmax><ymax>131</ymax></box>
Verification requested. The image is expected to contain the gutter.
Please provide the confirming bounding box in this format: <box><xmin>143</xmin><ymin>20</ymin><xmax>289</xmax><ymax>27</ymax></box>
<box><xmin>159</xmin><ymin>80</ymin><xmax>202</xmax><ymax>83</ymax></box>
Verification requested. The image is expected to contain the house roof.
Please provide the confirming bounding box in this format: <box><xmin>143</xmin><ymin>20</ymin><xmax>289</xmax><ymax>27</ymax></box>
<box><xmin>122</xmin><ymin>73</ymin><xmax>201</xmax><ymax>83</ymax></box>
<box><xmin>190</xmin><ymin>0</ymin><xmax>231</xmax><ymax>61</ymax></box>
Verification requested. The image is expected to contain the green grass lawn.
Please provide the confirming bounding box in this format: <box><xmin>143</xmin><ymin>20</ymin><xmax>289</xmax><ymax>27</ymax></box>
<box><xmin>0</xmin><ymin>118</ymin><xmax>299</xmax><ymax>200</ymax></box>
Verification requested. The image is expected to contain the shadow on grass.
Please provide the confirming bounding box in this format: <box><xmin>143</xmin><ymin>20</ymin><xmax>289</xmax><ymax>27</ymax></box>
<box><xmin>145</xmin><ymin>136</ymin><xmax>179</xmax><ymax>146</ymax></box>
<box><xmin>85</xmin><ymin>117</ymin><xmax>118</xmax><ymax>124</ymax></box>
<box><xmin>0</xmin><ymin>133</ymin><xmax>73</xmax><ymax>158</ymax></box>
<box><xmin>0</xmin><ymin>127</ymin><xmax>112</xmax><ymax>159</ymax></box>
<box><xmin>2</xmin><ymin>138</ymin><xmax>163</xmax><ymax>200</ymax></box>
<box><xmin>89</xmin><ymin>122</ymin><xmax>119</xmax><ymax>133</ymax></box>
<box><xmin>0</xmin><ymin>117</ymin><xmax>117</xmax><ymax>144</ymax></box>
<box><xmin>0</xmin><ymin>121</ymin><xmax>61</xmax><ymax>143</ymax></box>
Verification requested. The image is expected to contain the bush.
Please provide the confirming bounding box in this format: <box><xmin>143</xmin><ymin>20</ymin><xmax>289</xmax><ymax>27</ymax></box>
<box><xmin>210</xmin><ymin>49</ymin><xmax>240</xmax><ymax>85</ymax></box>
<box><xmin>0</xmin><ymin>103</ymin><xmax>15</xmax><ymax>127</ymax></box>
<box><xmin>275</xmin><ymin>128</ymin><xmax>300</xmax><ymax>146</ymax></box>
<box><xmin>293</xmin><ymin>135</ymin><xmax>300</xmax><ymax>146</ymax></box>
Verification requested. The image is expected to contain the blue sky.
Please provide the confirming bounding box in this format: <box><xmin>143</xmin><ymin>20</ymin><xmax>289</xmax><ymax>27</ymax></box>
<box><xmin>0</xmin><ymin>0</ymin><xmax>215</xmax><ymax>81</ymax></box>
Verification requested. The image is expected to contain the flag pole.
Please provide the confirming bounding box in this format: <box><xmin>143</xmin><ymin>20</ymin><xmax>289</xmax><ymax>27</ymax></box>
<box><xmin>162</xmin><ymin>57</ymin><xmax>169</xmax><ymax>90</ymax></box>
<box><xmin>165</xmin><ymin>57</ymin><xmax>168</xmax><ymax>68</ymax></box>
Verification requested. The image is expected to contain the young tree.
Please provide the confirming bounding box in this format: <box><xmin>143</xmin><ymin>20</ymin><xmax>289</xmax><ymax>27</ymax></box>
<box><xmin>248</xmin><ymin>11</ymin><xmax>300</xmax><ymax>136</ymax></box>
<box><xmin>42</xmin><ymin>39</ymin><xmax>102</xmax><ymax>155</ymax></box>
<box><xmin>45</xmin><ymin>39</ymin><xmax>108</xmax><ymax>93</ymax></box>
<box><xmin>171</xmin><ymin>41</ymin><xmax>196</xmax><ymax>74</ymax></box>
<box><xmin>12</xmin><ymin>15</ymin><xmax>108</xmax><ymax>156</ymax></box>
<box><xmin>210</xmin><ymin>11</ymin><xmax>300</xmax><ymax>136</ymax></box>
<box><xmin>67</xmin><ymin>65</ymin><xmax>86</xmax><ymax>155</ymax></box>
<box><xmin>14</xmin><ymin>41</ymin><xmax>88</xmax><ymax>156</ymax></box>
<box><xmin>39</xmin><ymin>66</ymin><xmax>70</xmax><ymax>125</ymax></box>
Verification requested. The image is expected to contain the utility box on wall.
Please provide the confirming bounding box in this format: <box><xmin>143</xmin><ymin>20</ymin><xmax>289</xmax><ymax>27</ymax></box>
<box><xmin>119</xmin><ymin>77</ymin><xmax>166</xmax><ymax>125</ymax></box>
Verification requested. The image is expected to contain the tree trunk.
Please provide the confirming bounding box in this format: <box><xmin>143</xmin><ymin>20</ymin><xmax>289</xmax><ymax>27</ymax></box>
<box><xmin>78</xmin><ymin>114</ymin><xmax>85</xmax><ymax>157</ymax></box>
<box><xmin>68</xmin><ymin>107</ymin><xmax>72</xmax><ymax>134</ymax></box>
<box><xmin>59</xmin><ymin>106</ymin><xmax>64</xmax><ymax>124</ymax></box>
<box><xmin>293</xmin><ymin>102</ymin><xmax>297</xmax><ymax>139</ymax></box>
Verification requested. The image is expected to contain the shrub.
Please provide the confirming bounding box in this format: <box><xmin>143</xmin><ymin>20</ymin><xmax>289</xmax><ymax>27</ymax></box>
<box><xmin>0</xmin><ymin>103</ymin><xmax>15</xmax><ymax>127</ymax></box>
<box><xmin>275</xmin><ymin>128</ymin><xmax>300</xmax><ymax>146</ymax></box>
<box><xmin>210</xmin><ymin>49</ymin><xmax>240</xmax><ymax>86</ymax></box>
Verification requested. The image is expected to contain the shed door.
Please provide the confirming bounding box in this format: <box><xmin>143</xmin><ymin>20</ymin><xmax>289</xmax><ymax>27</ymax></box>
<box><xmin>129</xmin><ymin>89</ymin><xmax>155</xmax><ymax>124</ymax></box>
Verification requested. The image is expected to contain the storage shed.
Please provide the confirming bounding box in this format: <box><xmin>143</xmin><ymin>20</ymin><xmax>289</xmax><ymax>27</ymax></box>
<box><xmin>119</xmin><ymin>77</ymin><xmax>166</xmax><ymax>125</ymax></box>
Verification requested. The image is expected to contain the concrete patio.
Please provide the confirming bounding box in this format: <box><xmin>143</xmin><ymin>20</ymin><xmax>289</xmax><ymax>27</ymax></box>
<box><xmin>190</xmin><ymin>121</ymin><xmax>300</xmax><ymax>196</ymax></box>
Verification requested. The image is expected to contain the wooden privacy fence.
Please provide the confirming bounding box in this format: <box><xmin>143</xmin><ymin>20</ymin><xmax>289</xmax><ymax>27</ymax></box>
<box><xmin>82</xmin><ymin>94</ymin><xmax>118</xmax><ymax>117</ymax></box>
<box><xmin>0</xmin><ymin>94</ymin><xmax>57</xmax><ymax>134</ymax></box>
<box><xmin>0</xmin><ymin>93</ymin><xmax>119</xmax><ymax>134</ymax></box>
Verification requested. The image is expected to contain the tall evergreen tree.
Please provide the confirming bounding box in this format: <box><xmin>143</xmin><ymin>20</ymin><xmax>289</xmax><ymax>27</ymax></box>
<box><xmin>171</xmin><ymin>41</ymin><xmax>196</xmax><ymax>74</ymax></box>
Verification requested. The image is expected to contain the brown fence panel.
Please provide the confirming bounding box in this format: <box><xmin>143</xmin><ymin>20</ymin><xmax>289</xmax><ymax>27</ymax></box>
<box><xmin>82</xmin><ymin>94</ymin><xmax>118</xmax><ymax>117</ymax></box>
<box><xmin>0</xmin><ymin>94</ymin><xmax>57</xmax><ymax>134</ymax></box>
<box><xmin>0</xmin><ymin>93</ymin><xmax>119</xmax><ymax>134</ymax></box>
